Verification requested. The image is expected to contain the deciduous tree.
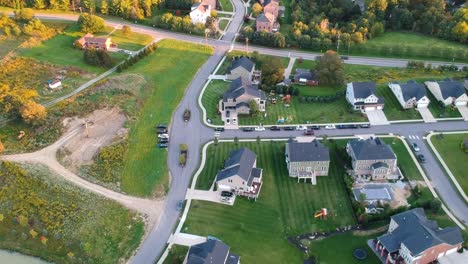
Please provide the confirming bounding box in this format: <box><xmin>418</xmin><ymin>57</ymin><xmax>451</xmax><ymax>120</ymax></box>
<box><xmin>261</xmin><ymin>57</ymin><xmax>285</xmax><ymax>86</ymax></box>
<box><xmin>77</xmin><ymin>13</ymin><xmax>105</xmax><ymax>33</ymax></box>
<box><xmin>316</xmin><ymin>50</ymin><xmax>344</xmax><ymax>86</ymax></box>
<box><xmin>20</xmin><ymin>100</ymin><xmax>47</xmax><ymax>125</ymax></box>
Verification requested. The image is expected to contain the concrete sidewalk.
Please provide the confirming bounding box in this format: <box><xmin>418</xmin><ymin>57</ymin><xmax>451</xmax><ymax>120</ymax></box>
<box><xmin>283</xmin><ymin>57</ymin><xmax>296</xmax><ymax>79</ymax></box>
<box><xmin>456</xmin><ymin>105</ymin><xmax>468</xmax><ymax>121</ymax></box>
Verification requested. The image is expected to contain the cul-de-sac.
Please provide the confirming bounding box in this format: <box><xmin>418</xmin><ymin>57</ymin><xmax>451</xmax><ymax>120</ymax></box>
<box><xmin>0</xmin><ymin>1</ymin><xmax>467</xmax><ymax>264</ymax></box>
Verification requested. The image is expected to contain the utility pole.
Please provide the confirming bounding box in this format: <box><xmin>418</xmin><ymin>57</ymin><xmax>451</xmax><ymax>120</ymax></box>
<box><xmin>336</xmin><ymin>32</ymin><xmax>341</xmax><ymax>52</ymax></box>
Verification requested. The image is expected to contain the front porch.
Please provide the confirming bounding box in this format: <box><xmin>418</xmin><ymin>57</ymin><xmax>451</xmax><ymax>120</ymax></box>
<box><xmin>295</xmin><ymin>171</ymin><xmax>317</xmax><ymax>185</ymax></box>
<box><xmin>368</xmin><ymin>239</ymin><xmax>404</xmax><ymax>264</ymax></box>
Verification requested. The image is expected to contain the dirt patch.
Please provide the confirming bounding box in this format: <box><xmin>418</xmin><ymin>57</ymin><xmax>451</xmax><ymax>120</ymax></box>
<box><xmin>353</xmin><ymin>225</ymin><xmax>388</xmax><ymax>236</ymax></box>
<box><xmin>59</xmin><ymin>107</ymin><xmax>127</xmax><ymax>171</ymax></box>
<box><xmin>389</xmin><ymin>184</ymin><xmax>411</xmax><ymax>209</ymax></box>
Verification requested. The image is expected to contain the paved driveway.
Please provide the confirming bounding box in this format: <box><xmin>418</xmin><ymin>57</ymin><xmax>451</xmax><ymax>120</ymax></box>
<box><xmin>366</xmin><ymin>109</ymin><xmax>390</xmax><ymax>125</ymax></box>
<box><xmin>170</xmin><ymin>233</ymin><xmax>207</xmax><ymax>246</ymax></box>
<box><xmin>417</xmin><ymin>107</ymin><xmax>436</xmax><ymax>123</ymax></box>
<box><xmin>185</xmin><ymin>189</ymin><xmax>235</xmax><ymax>205</ymax></box>
<box><xmin>456</xmin><ymin>105</ymin><xmax>468</xmax><ymax>121</ymax></box>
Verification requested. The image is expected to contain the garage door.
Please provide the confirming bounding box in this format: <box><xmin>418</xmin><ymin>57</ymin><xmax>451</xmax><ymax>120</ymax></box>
<box><xmin>365</xmin><ymin>106</ymin><xmax>376</xmax><ymax>111</ymax></box>
<box><xmin>377</xmin><ymin>106</ymin><xmax>383</xmax><ymax>110</ymax></box>
<box><xmin>417</xmin><ymin>104</ymin><xmax>429</xmax><ymax>108</ymax></box>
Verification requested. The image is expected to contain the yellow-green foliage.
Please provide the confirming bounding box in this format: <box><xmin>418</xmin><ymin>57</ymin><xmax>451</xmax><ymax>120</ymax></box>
<box><xmin>87</xmin><ymin>140</ymin><xmax>128</xmax><ymax>183</ymax></box>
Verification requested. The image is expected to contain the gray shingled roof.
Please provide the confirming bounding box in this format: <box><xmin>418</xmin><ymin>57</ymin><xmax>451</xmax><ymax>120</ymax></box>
<box><xmin>294</xmin><ymin>68</ymin><xmax>317</xmax><ymax>81</ymax></box>
<box><xmin>226</xmin><ymin>57</ymin><xmax>254</xmax><ymax>74</ymax></box>
<box><xmin>348</xmin><ymin>138</ymin><xmax>396</xmax><ymax>160</ymax></box>
<box><xmin>378</xmin><ymin>208</ymin><xmax>463</xmax><ymax>256</ymax></box>
<box><xmin>351</xmin><ymin>82</ymin><xmax>378</xmax><ymax>99</ymax></box>
<box><xmin>187</xmin><ymin>240</ymin><xmax>232</xmax><ymax>264</ymax></box>
<box><xmin>436</xmin><ymin>80</ymin><xmax>466</xmax><ymax>99</ymax></box>
<box><xmin>216</xmin><ymin>147</ymin><xmax>257</xmax><ymax>182</ymax></box>
<box><xmin>223</xmin><ymin>77</ymin><xmax>266</xmax><ymax>102</ymax></box>
<box><xmin>393</xmin><ymin>81</ymin><xmax>428</xmax><ymax>102</ymax></box>
<box><xmin>286</xmin><ymin>140</ymin><xmax>329</xmax><ymax>162</ymax></box>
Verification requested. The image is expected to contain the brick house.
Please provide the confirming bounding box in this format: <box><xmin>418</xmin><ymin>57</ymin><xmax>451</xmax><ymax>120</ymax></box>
<box><xmin>263</xmin><ymin>0</ymin><xmax>279</xmax><ymax>17</ymax></box>
<box><xmin>184</xmin><ymin>240</ymin><xmax>240</xmax><ymax>264</ymax></box>
<box><xmin>285</xmin><ymin>139</ymin><xmax>330</xmax><ymax>185</ymax></box>
<box><xmin>216</xmin><ymin>147</ymin><xmax>263</xmax><ymax>199</ymax></box>
<box><xmin>256</xmin><ymin>12</ymin><xmax>279</xmax><ymax>32</ymax></box>
<box><xmin>372</xmin><ymin>208</ymin><xmax>463</xmax><ymax>264</ymax></box>
<box><xmin>75</xmin><ymin>33</ymin><xmax>112</xmax><ymax>50</ymax></box>
<box><xmin>346</xmin><ymin>137</ymin><xmax>399</xmax><ymax>181</ymax></box>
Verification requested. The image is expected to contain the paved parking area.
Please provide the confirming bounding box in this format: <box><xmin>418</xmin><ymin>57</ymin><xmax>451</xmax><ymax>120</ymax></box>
<box><xmin>366</xmin><ymin>109</ymin><xmax>390</xmax><ymax>125</ymax></box>
<box><xmin>185</xmin><ymin>189</ymin><xmax>235</xmax><ymax>205</ymax></box>
<box><xmin>456</xmin><ymin>105</ymin><xmax>468</xmax><ymax>121</ymax></box>
<box><xmin>416</xmin><ymin>107</ymin><xmax>436</xmax><ymax>123</ymax></box>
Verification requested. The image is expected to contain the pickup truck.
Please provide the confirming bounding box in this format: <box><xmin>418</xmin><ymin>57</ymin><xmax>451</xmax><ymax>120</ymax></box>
<box><xmin>183</xmin><ymin>109</ymin><xmax>191</xmax><ymax>122</ymax></box>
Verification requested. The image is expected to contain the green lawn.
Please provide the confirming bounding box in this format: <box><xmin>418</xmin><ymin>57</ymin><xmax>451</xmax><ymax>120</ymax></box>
<box><xmin>219</xmin><ymin>19</ymin><xmax>229</xmax><ymax>32</ymax></box>
<box><xmin>426</xmin><ymin>91</ymin><xmax>462</xmax><ymax>118</ymax></box>
<box><xmin>0</xmin><ymin>38</ymin><xmax>22</xmax><ymax>58</ymax></box>
<box><xmin>309</xmin><ymin>232</ymin><xmax>382</xmax><ymax>264</ymax></box>
<box><xmin>163</xmin><ymin>245</ymin><xmax>189</xmax><ymax>264</ymax></box>
<box><xmin>202</xmin><ymin>80</ymin><xmax>226</xmax><ymax>126</ymax></box>
<box><xmin>431</xmin><ymin>133</ymin><xmax>468</xmax><ymax>194</ymax></box>
<box><xmin>381</xmin><ymin>138</ymin><xmax>424</xmax><ymax>181</ymax></box>
<box><xmin>106</xmin><ymin>27</ymin><xmax>153</xmax><ymax>51</ymax></box>
<box><xmin>185</xmin><ymin>141</ymin><xmax>356</xmax><ymax>263</ymax></box>
<box><xmin>218</xmin><ymin>0</ymin><xmax>233</xmax><ymax>12</ymax></box>
<box><xmin>217</xmin><ymin>50</ymin><xmax>290</xmax><ymax>75</ymax></box>
<box><xmin>19</xmin><ymin>24</ymin><xmax>126</xmax><ymax>74</ymax></box>
<box><xmin>121</xmin><ymin>40</ymin><xmax>213</xmax><ymax>197</ymax></box>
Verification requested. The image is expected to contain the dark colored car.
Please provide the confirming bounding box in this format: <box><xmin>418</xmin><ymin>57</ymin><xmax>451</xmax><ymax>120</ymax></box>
<box><xmin>214</xmin><ymin>127</ymin><xmax>225</xmax><ymax>132</ymax></box>
<box><xmin>417</xmin><ymin>154</ymin><xmax>426</xmax><ymax>163</ymax></box>
<box><xmin>157</xmin><ymin>143</ymin><xmax>169</xmax><ymax>148</ymax></box>
<box><xmin>309</xmin><ymin>125</ymin><xmax>321</xmax><ymax>130</ymax></box>
<box><xmin>283</xmin><ymin>126</ymin><xmax>295</xmax><ymax>131</ymax></box>
<box><xmin>176</xmin><ymin>200</ymin><xmax>184</xmax><ymax>211</ymax></box>
<box><xmin>359</xmin><ymin>124</ymin><xmax>371</xmax><ymax>128</ymax></box>
<box><xmin>159</xmin><ymin>138</ymin><xmax>169</xmax><ymax>143</ymax></box>
<box><xmin>337</xmin><ymin>124</ymin><xmax>359</xmax><ymax>129</ymax></box>
<box><xmin>340</xmin><ymin>56</ymin><xmax>349</xmax><ymax>60</ymax></box>
<box><xmin>156</xmin><ymin>124</ymin><xmax>167</xmax><ymax>129</ymax></box>
<box><xmin>242</xmin><ymin>127</ymin><xmax>255</xmax><ymax>132</ymax></box>
<box><xmin>183</xmin><ymin>109</ymin><xmax>191</xmax><ymax>122</ymax></box>
<box><xmin>156</xmin><ymin>129</ymin><xmax>168</xmax><ymax>134</ymax></box>
<box><xmin>270</xmin><ymin>126</ymin><xmax>281</xmax><ymax>131</ymax></box>
<box><xmin>303</xmin><ymin>130</ymin><xmax>314</xmax><ymax>136</ymax></box>
<box><xmin>221</xmin><ymin>191</ymin><xmax>233</xmax><ymax>197</ymax></box>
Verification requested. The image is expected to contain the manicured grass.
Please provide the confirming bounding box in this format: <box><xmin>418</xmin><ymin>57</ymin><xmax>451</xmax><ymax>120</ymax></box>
<box><xmin>217</xmin><ymin>50</ymin><xmax>290</xmax><ymax>75</ymax></box>
<box><xmin>381</xmin><ymin>138</ymin><xmax>424</xmax><ymax>181</ymax></box>
<box><xmin>426</xmin><ymin>91</ymin><xmax>462</xmax><ymax>118</ymax></box>
<box><xmin>309</xmin><ymin>232</ymin><xmax>382</xmax><ymax>264</ymax></box>
<box><xmin>431</xmin><ymin>133</ymin><xmax>468</xmax><ymax>194</ymax></box>
<box><xmin>294</xmin><ymin>84</ymin><xmax>343</xmax><ymax>96</ymax></box>
<box><xmin>106</xmin><ymin>27</ymin><xmax>153</xmax><ymax>51</ymax></box>
<box><xmin>185</xmin><ymin>141</ymin><xmax>356</xmax><ymax>263</ymax></box>
<box><xmin>19</xmin><ymin>24</ymin><xmax>126</xmax><ymax>74</ymax></box>
<box><xmin>219</xmin><ymin>0</ymin><xmax>233</xmax><ymax>12</ymax></box>
<box><xmin>202</xmin><ymin>80</ymin><xmax>226</xmax><ymax>126</ymax></box>
<box><xmin>218</xmin><ymin>19</ymin><xmax>229</xmax><ymax>31</ymax></box>
<box><xmin>121</xmin><ymin>40</ymin><xmax>213</xmax><ymax>197</ymax></box>
<box><xmin>163</xmin><ymin>245</ymin><xmax>189</xmax><ymax>264</ymax></box>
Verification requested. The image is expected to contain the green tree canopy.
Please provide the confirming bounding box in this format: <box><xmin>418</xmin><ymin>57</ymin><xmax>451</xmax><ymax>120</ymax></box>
<box><xmin>316</xmin><ymin>50</ymin><xmax>345</xmax><ymax>86</ymax></box>
<box><xmin>77</xmin><ymin>13</ymin><xmax>106</xmax><ymax>33</ymax></box>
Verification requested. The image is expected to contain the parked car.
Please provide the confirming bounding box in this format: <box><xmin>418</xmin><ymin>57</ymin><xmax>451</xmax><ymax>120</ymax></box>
<box><xmin>325</xmin><ymin>124</ymin><xmax>336</xmax><ymax>130</ymax></box>
<box><xmin>221</xmin><ymin>191</ymin><xmax>233</xmax><ymax>197</ymax></box>
<box><xmin>359</xmin><ymin>124</ymin><xmax>370</xmax><ymax>128</ymax></box>
<box><xmin>337</xmin><ymin>124</ymin><xmax>359</xmax><ymax>129</ymax></box>
<box><xmin>176</xmin><ymin>200</ymin><xmax>184</xmax><ymax>211</ymax></box>
<box><xmin>411</xmin><ymin>143</ymin><xmax>420</xmax><ymax>152</ymax></box>
<box><xmin>270</xmin><ymin>126</ymin><xmax>281</xmax><ymax>131</ymax></box>
<box><xmin>309</xmin><ymin>125</ymin><xmax>321</xmax><ymax>130</ymax></box>
<box><xmin>156</xmin><ymin>128</ymin><xmax>167</xmax><ymax>134</ymax></box>
<box><xmin>242</xmin><ymin>127</ymin><xmax>255</xmax><ymax>132</ymax></box>
<box><xmin>156</xmin><ymin>124</ymin><xmax>167</xmax><ymax>129</ymax></box>
<box><xmin>159</xmin><ymin>138</ymin><xmax>169</xmax><ymax>143</ymax></box>
<box><xmin>123</xmin><ymin>50</ymin><xmax>132</xmax><ymax>55</ymax></box>
<box><xmin>417</xmin><ymin>154</ymin><xmax>426</xmax><ymax>163</ymax></box>
<box><xmin>214</xmin><ymin>127</ymin><xmax>225</xmax><ymax>132</ymax></box>
<box><xmin>183</xmin><ymin>109</ymin><xmax>191</xmax><ymax>122</ymax></box>
<box><xmin>283</xmin><ymin>126</ymin><xmax>295</xmax><ymax>131</ymax></box>
<box><xmin>157</xmin><ymin>143</ymin><xmax>169</xmax><ymax>148</ymax></box>
<box><xmin>296</xmin><ymin>125</ymin><xmax>307</xmax><ymax>131</ymax></box>
<box><xmin>255</xmin><ymin>126</ymin><xmax>265</xmax><ymax>131</ymax></box>
<box><xmin>340</xmin><ymin>56</ymin><xmax>349</xmax><ymax>60</ymax></box>
<box><xmin>303</xmin><ymin>130</ymin><xmax>314</xmax><ymax>136</ymax></box>
<box><xmin>158</xmin><ymin>134</ymin><xmax>169</xmax><ymax>139</ymax></box>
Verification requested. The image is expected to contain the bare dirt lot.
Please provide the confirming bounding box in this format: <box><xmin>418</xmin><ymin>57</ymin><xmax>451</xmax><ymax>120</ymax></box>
<box><xmin>59</xmin><ymin>107</ymin><xmax>127</xmax><ymax>171</ymax></box>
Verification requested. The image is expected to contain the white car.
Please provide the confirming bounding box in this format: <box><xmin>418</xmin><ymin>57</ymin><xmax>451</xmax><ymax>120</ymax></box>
<box><xmin>255</xmin><ymin>126</ymin><xmax>265</xmax><ymax>131</ymax></box>
<box><xmin>158</xmin><ymin>134</ymin><xmax>169</xmax><ymax>139</ymax></box>
<box><xmin>325</xmin><ymin>124</ymin><xmax>336</xmax><ymax>130</ymax></box>
<box><xmin>123</xmin><ymin>50</ymin><xmax>132</xmax><ymax>55</ymax></box>
<box><xmin>295</xmin><ymin>125</ymin><xmax>307</xmax><ymax>131</ymax></box>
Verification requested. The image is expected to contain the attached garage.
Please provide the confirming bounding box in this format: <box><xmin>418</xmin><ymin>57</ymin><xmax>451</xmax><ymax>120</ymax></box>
<box><xmin>365</xmin><ymin>106</ymin><xmax>376</xmax><ymax>111</ymax></box>
<box><xmin>455</xmin><ymin>101</ymin><xmax>467</xmax><ymax>106</ymax></box>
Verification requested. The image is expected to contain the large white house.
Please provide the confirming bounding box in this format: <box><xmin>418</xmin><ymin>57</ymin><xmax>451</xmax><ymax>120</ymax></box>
<box><xmin>346</xmin><ymin>82</ymin><xmax>384</xmax><ymax>111</ymax></box>
<box><xmin>424</xmin><ymin>79</ymin><xmax>467</xmax><ymax>106</ymax></box>
<box><xmin>388</xmin><ymin>81</ymin><xmax>430</xmax><ymax>109</ymax></box>
<box><xmin>190</xmin><ymin>1</ymin><xmax>211</xmax><ymax>24</ymax></box>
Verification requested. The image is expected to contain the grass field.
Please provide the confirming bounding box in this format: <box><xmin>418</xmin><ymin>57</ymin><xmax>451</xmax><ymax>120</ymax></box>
<box><xmin>121</xmin><ymin>40</ymin><xmax>213</xmax><ymax>197</ymax></box>
<box><xmin>105</xmin><ymin>26</ymin><xmax>153</xmax><ymax>51</ymax></box>
<box><xmin>431</xmin><ymin>133</ymin><xmax>468</xmax><ymax>195</ymax></box>
<box><xmin>216</xmin><ymin>50</ymin><xmax>290</xmax><ymax>75</ymax></box>
<box><xmin>202</xmin><ymin>80</ymin><xmax>226</xmax><ymax>125</ymax></box>
<box><xmin>219</xmin><ymin>19</ymin><xmax>229</xmax><ymax>32</ymax></box>
<box><xmin>381</xmin><ymin>138</ymin><xmax>424</xmax><ymax>181</ymax></box>
<box><xmin>185</xmin><ymin>141</ymin><xmax>356</xmax><ymax>263</ymax></box>
<box><xmin>218</xmin><ymin>0</ymin><xmax>233</xmax><ymax>12</ymax></box>
<box><xmin>0</xmin><ymin>38</ymin><xmax>22</xmax><ymax>58</ymax></box>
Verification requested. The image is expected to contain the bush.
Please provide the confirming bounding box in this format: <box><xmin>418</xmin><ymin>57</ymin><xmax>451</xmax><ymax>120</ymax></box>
<box><xmin>77</xmin><ymin>13</ymin><xmax>105</xmax><ymax>33</ymax></box>
<box><xmin>122</xmin><ymin>25</ymin><xmax>131</xmax><ymax>36</ymax></box>
<box><xmin>83</xmin><ymin>48</ymin><xmax>114</xmax><ymax>68</ymax></box>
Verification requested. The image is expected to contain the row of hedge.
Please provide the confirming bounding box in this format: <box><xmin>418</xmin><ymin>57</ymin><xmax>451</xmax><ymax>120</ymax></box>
<box><xmin>117</xmin><ymin>42</ymin><xmax>158</xmax><ymax>72</ymax></box>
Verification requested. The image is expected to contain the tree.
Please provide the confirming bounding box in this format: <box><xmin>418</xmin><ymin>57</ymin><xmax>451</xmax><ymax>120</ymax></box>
<box><xmin>20</xmin><ymin>100</ymin><xmax>47</xmax><ymax>125</ymax></box>
<box><xmin>84</xmin><ymin>48</ymin><xmax>114</xmax><ymax>67</ymax></box>
<box><xmin>14</xmin><ymin>8</ymin><xmax>34</xmax><ymax>21</ymax></box>
<box><xmin>100</xmin><ymin>0</ymin><xmax>109</xmax><ymax>14</ymax></box>
<box><xmin>316</xmin><ymin>50</ymin><xmax>345</xmax><ymax>86</ymax></box>
<box><xmin>77</xmin><ymin>13</ymin><xmax>105</xmax><ymax>33</ymax></box>
<box><xmin>370</xmin><ymin>22</ymin><xmax>384</xmax><ymax>38</ymax></box>
<box><xmin>261</xmin><ymin>57</ymin><xmax>285</xmax><ymax>86</ymax></box>
<box><xmin>210</xmin><ymin>10</ymin><xmax>217</xmax><ymax>18</ymax></box>
<box><xmin>249</xmin><ymin>100</ymin><xmax>259</xmax><ymax>117</ymax></box>
<box><xmin>252</xmin><ymin>3</ymin><xmax>263</xmax><ymax>17</ymax></box>
<box><xmin>122</xmin><ymin>25</ymin><xmax>131</xmax><ymax>36</ymax></box>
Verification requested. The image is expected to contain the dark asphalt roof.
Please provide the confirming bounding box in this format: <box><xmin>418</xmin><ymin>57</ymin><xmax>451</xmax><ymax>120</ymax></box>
<box><xmin>392</xmin><ymin>81</ymin><xmax>428</xmax><ymax>102</ymax></box>
<box><xmin>436</xmin><ymin>80</ymin><xmax>466</xmax><ymax>99</ymax></box>
<box><xmin>216</xmin><ymin>147</ymin><xmax>257</xmax><ymax>182</ymax></box>
<box><xmin>286</xmin><ymin>140</ymin><xmax>329</xmax><ymax>162</ymax></box>
<box><xmin>187</xmin><ymin>240</ymin><xmax>232</xmax><ymax>264</ymax></box>
<box><xmin>294</xmin><ymin>68</ymin><xmax>317</xmax><ymax>81</ymax></box>
<box><xmin>348</xmin><ymin>138</ymin><xmax>396</xmax><ymax>160</ymax></box>
<box><xmin>378</xmin><ymin>208</ymin><xmax>463</xmax><ymax>255</ymax></box>
<box><xmin>351</xmin><ymin>82</ymin><xmax>378</xmax><ymax>99</ymax></box>
<box><xmin>223</xmin><ymin>77</ymin><xmax>266</xmax><ymax>102</ymax></box>
<box><xmin>226</xmin><ymin>57</ymin><xmax>254</xmax><ymax>74</ymax></box>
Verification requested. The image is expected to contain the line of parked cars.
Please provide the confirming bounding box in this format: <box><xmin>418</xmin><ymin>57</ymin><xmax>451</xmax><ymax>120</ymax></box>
<box><xmin>156</xmin><ymin>124</ymin><xmax>169</xmax><ymax>148</ymax></box>
<box><xmin>240</xmin><ymin>124</ymin><xmax>370</xmax><ymax>132</ymax></box>
<box><xmin>411</xmin><ymin>142</ymin><xmax>426</xmax><ymax>163</ymax></box>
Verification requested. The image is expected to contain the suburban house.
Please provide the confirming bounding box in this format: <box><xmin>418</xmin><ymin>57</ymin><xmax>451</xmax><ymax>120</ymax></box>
<box><xmin>293</xmin><ymin>68</ymin><xmax>319</xmax><ymax>86</ymax></box>
<box><xmin>263</xmin><ymin>0</ymin><xmax>279</xmax><ymax>17</ymax></box>
<box><xmin>285</xmin><ymin>139</ymin><xmax>330</xmax><ymax>185</ymax></box>
<box><xmin>184</xmin><ymin>240</ymin><xmax>240</xmax><ymax>264</ymax></box>
<box><xmin>346</xmin><ymin>82</ymin><xmax>385</xmax><ymax>111</ymax></box>
<box><xmin>346</xmin><ymin>137</ymin><xmax>399</xmax><ymax>181</ymax></box>
<box><xmin>226</xmin><ymin>57</ymin><xmax>261</xmax><ymax>83</ymax></box>
<box><xmin>256</xmin><ymin>12</ymin><xmax>279</xmax><ymax>32</ymax></box>
<box><xmin>47</xmin><ymin>79</ymin><xmax>62</xmax><ymax>90</ymax></box>
<box><xmin>372</xmin><ymin>208</ymin><xmax>463</xmax><ymax>264</ymax></box>
<box><xmin>216</xmin><ymin>147</ymin><xmax>263</xmax><ymax>199</ymax></box>
<box><xmin>75</xmin><ymin>33</ymin><xmax>112</xmax><ymax>50</ymax></box>
<box><xmin>388</xmin><ymin>81</ymin><xmax>430</xmax><ymax>109</ymax></box>
<box><xmin>219</xmin><ymin>77</ymin><xmax>266</xmax><ymax>124</ymax></box>
<box><xmin>424</xmin><ymin>80</ymin><xmax>468</xmax><ymax>106</ymax></box>
<box><xmin>190</xmin><ymin>1</ymin><xmax>211</xmax><ymax>24</ymax></box>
